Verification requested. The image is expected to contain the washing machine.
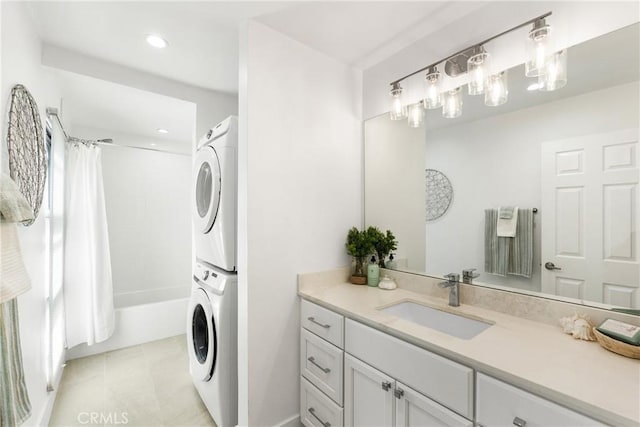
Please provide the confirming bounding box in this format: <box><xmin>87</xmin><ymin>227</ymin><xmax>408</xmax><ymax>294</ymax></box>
<box><xmin>187</xmin><ymin>262</ymin><xmax>237</xmax><ymax>427</ymax></box>
<box><xmin>193</xmin><ymin>116</ymin><xmax>237</xmax><ymax>272</ymax></box>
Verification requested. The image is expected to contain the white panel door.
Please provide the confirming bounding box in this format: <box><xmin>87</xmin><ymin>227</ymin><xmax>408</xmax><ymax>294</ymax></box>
<box><xmin>344</xmin><ymin>354</ymin><xmax>394</xmax><ymax>427</ymax></box>
<box><xmin>541</xmin><ymin>129</ymin><xmax>639</xmax><ymax>307</ymax></box>
<box><xmin>395</xmin><ymin>382</ymin><xmax>472</xmax><ymax>427</ymax></box>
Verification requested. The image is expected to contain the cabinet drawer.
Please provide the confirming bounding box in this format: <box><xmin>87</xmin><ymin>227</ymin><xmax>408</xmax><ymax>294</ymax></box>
<box><xmin>301</xmin><ymin>377</ymin><xmax>344</xmax><ymax>427</ymax></box>
<box><xmin>301</xmin><ymin>329</ymin><xmax>344</xmax><ymax>405</ymax></box>
<box><xmin>476</xmin><ymin>374</ymin><xmax>604</xmax><ymax>427</ymax></box>
<box><xmin>345</xmin><ymin>319</ymin><xmax>473</xmax><ymax>419</ymax></box>
<box><xmin>302</xmin><ymin>299</ymin><xmax>344</xmax><ymax>348</ymax></box>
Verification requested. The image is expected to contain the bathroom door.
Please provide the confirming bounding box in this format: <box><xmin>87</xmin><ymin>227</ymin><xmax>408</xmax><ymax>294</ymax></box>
<box><xmin>541</xmin><ymin>128</ymin><xmax>639</xmax><ymax>308</ymax></box>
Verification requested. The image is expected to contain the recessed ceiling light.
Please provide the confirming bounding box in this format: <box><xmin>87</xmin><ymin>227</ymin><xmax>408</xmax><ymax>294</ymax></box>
<box><xmin>527</xmin><ymin>82</ymin><xmax>542</xmax><ymax>91</ymax></box>
<box><xmin>150</xmin><ymin>143</ymin><xmax>157</xmax><ymax>147</ymax></box>
<box><xmin>156</xmin><ymin>128</ymin><xmax>169</xmax><ymax>134</ymax></box>
<box><xmin>146</xmin><ymin>34</ymin><xmax>168</xmax><ymax>49</ymax></box>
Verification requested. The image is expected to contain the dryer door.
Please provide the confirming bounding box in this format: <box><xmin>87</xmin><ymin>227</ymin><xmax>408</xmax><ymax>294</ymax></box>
<box><xmin>187</xmin><ymin>288</ymin><xmax>217</xmax><ymax>381</ymax></box>
<box><xmin>193</xmin><ymin>146</ymin><xmax>221</xmax><ymax>234</ymax></box>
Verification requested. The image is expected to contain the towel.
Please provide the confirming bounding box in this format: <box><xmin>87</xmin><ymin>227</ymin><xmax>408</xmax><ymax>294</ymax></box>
<box><xmin>499</xmin><ymin>206</ymin><xmax>515</xmax><ymax>219</ymax></box>
<box><xmin>485</xmin><ymin>208</ymin><xmax>534</xmax><ymax>278</ymax></box>
<box><xmin>0</xmin><ymin>299</ymin><xmax>32</xmax><ymax>426</ymax></box>
<box><xmin>0</xmin><ymin>174</ymin><xmax>34</xmax><ymax>224</ymax></box>
<box><xmin>497</xmin><ymin>206</ymin><xmax>518</xmax><ymax>237</ymax></box>
<box><xmin>0</xmin><ymin>174</ymin><xmax>33</xmax><ymax>304</ymax></box>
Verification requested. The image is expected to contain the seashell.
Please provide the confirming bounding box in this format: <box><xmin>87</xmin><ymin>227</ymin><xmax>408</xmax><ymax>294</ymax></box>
<box><xmin>559</xmin><ymin>314</ymin><xmax>578</xmax><ymax>334</ymax></box>
<box><xmin>571</xmin><ymin>318</ymin><xmax>596</xmax><ymax>341</ymax></box>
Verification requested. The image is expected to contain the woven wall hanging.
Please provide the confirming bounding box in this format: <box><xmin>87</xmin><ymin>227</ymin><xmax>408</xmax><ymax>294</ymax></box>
<box><xmin>425</xmin><ymin>169</ymin><xmax>453</xmax><ymax>221</ymax></box>
<box><xmin>6</xmin><ymin>84</ymin><xmax>46</xmax><ymax>226</ymax></box>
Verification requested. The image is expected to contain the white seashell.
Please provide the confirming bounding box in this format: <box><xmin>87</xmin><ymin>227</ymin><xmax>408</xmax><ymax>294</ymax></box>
<box><xmin>571</xmin><ymin>318</ymin><xmax>596</xmax><ymax>341</ymax></box>
<box><xmin>559</xmin><ymin>314</ymin><xmax>578</xmax><ymax>334</ymax></box>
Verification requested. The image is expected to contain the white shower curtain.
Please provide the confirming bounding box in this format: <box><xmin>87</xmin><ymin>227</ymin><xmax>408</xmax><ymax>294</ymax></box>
<box><xmin>63</xmin><ymin>143</ymin><xmax>114</xmax><ymax>347</ymax></box>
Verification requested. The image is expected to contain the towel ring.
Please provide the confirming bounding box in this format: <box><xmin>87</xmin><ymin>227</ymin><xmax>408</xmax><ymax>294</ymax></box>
<box><xmin>6</xmin><ymin>84</ymin><xmax>46</xmax><ymax>226</ymax></box>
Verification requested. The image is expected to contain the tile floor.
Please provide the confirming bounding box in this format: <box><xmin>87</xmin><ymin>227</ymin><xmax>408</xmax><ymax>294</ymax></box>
<box><xmin>49</xmin><ymin>335</ymin><xmax>216</xmax><ymax>427</ymax></box>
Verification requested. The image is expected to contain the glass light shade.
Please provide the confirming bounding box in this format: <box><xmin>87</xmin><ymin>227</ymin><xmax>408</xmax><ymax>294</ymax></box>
<box><xmin>485</xmin><ymin>71</ymin><xmax>508</xmax><ymax>106</ymax></box>
<box><xmin>424</xmin><ymin>69</ymin><xmax>442</xmax><ymax>109</ymax></box>
<box><xmin>407</xmin><ymin>102</ymin><xmax>424</xmax><ymax>128</ymax></box>
<box><xmin>538</xmin><ymin>50</ymin><xmax>567</xmax><ymax>92</ymax></box>
<box><xmin>389</xmin><ymin>84</ymin><xmax>407</xmax><ymax>120</ymax></box>
<box><xmin>467</xmin><ymin>49</ymin><xmax>489</xmax><ymax>95</ymax></box>
<box><xmin>525</xmin><ymin>20</ymin><xmax>552</xmax><ymax>77</ymax></box>
<box><xmin>442</xmin><ymin>88</ymin><xmax>463</xmax><ymax>119</ymax></box>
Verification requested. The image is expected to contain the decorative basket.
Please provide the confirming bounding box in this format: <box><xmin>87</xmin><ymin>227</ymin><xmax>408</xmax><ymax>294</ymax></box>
<box><xmin>592</xmin><ymin>327</ymin><xmax>640</xmax><ymax>359</ymax></box>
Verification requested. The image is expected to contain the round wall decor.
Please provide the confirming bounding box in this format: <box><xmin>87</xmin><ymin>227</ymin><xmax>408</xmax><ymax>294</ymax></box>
<box><xmin>6</xmin><ymin>84</ymin><xmax>46</xmax><ymax>226</ymax></box>
<box><xmin>425</xmin><ymin>169</ymin><xmax>453</xmax><ymax>221</ymax></box>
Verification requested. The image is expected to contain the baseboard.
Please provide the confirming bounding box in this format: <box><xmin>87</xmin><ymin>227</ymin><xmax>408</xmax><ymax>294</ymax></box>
<box><xmin>36</xmin><ymin>352</ymin><xmax>66</xmax><ymax>426</ymax></box>
<box><xmin>277</xmin><ymin>414</ymin><xmax>302</xmax><ymax>427</ymax></box>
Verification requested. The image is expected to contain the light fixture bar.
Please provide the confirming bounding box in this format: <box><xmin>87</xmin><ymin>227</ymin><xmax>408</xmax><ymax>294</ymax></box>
<box><xmin>389</xmin><ymin>11</ymin><xmax>552</xmax><ymax>86</ymax></box>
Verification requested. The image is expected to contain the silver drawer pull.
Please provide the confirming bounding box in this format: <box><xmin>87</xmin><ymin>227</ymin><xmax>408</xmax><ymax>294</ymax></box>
<box><xmin>307</xmin><ymin>316</ymin><xmax>331</xmax><ymax>329</ymax></box>
<box><xmin>307</xmin><ymin>356</ymin><xmax>331</xmax><ymax>373</ymax></box>
<box><xmin>381</xmin><ymin>381</ymin><xmax>392</xmax><ymax>391</ymax></box>
<box><xmin>309</xmin><ymin>407</ymin><xmax>331</xmax><ymax>427</ymax></box>
<box><xmin>513</xmin><ymin>417</ymin><xmax>527</xmax><ymax>427</ymax></box>
<box><xmin>393</xmin><ymin>387</ymin><xmax>404</xmax><ymax>399</ymax></box>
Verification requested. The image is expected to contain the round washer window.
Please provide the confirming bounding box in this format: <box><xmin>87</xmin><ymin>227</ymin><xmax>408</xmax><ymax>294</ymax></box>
<box><xmin>192</xmin><ymin>304</ymin><xmax>209</xmax><ymax>364</ymax></box>
<box><xmin>196</xmin><ymin>162</ymin><xmax>212</xmax><ymax>219</ymax></box>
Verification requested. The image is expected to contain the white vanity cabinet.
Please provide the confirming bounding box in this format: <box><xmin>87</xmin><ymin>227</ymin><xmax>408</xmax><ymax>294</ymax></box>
<box><xmin>300</xmin><ymin>300</ymin><xmax>345</xmax><ymax>427</ymax></box>
<box><xmin>344</xmin><ymin>319</ymin><xmax>474</xmax><ymax>427</ymax></box>
<box><xmin>345</xmin><ymin>354</ymin><xmax>473</xmax><ymax>427</ymax></box>
<box><xmin>476</xmin><ymin>374</ymin><xmax>604</xmax><ymax>427</ymax></box>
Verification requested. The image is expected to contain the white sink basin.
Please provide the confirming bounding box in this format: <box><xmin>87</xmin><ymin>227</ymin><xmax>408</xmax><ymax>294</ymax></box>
<box><xmin>379</xmin><ymin>301</ymin><xmax>492</xmax><ymax>340</ymax></box>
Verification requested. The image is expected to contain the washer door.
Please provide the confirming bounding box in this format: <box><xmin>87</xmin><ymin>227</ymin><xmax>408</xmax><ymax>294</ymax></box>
<box><xmin>193</xmin><ymin>146</ymin><xmax>221</xmax><ymax>234</ymax></box>
<box><xmin>187</xmin><ymin>288</ymin><xmax>217</xmax><ymax>381</ymax></box>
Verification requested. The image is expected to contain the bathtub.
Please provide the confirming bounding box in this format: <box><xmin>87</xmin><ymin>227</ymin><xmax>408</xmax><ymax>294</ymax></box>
<box><xmin>66</xmin><ymin>286</ymin><xmax>190</xmax><ymax>360</ymax></box>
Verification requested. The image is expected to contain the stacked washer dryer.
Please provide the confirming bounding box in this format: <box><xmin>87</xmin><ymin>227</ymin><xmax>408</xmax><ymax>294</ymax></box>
<box><xmin>188</xmin><ymin>116</ymin><xmax>237</xmax><ymax>427</ymax></box>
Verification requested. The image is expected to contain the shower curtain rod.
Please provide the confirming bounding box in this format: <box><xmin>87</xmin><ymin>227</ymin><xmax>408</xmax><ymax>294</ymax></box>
<box><xmin>45</xmin><ymin>107</ymin><xmax>190</xmax><ymax>157</ymax></box>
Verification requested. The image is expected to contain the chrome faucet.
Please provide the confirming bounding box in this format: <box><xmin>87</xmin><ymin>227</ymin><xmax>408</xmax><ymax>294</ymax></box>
<box><xmin>462</xmin><ymin>268</ymin><xmax>480</xmax><ymax>284</ymax></box>
<box><xmin>438</xmin><ymin>273</ymin><xmax>460</xmax><ymax>307</ymax></box>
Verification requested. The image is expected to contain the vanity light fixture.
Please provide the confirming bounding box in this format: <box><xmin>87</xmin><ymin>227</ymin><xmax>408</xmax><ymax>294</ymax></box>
<box><xmin>442</xmin><ymin>88</ymin><xmax>463</xmax><ymax>119</ymax></box>
<box><xmin>387</xmin><ymin>11</ymin><xmax>568</xmax><ymax>125</ymax></box>
<box><xmin>525</xmin><ymin>18</ymin><xmax>552</xmax><ymax>77</ymax></box>
<box><xmin>485</xmin><ymin>71</ymin><xmax>508</xmax><ymax>106</ymax></box>
<box><xmin>424</xmin><ymin>67</ymin><xmax>443</xmax><ymax>109</ymax></box>
<box><xmin>467</xmin><ymin>46</ymin><xmax>489</xmax><ymax>95</ymax></box>
<box><xmin>389</xmin><ymin>82</ymin><xmax>407</xmax><ymax>120</ymax></box>
<box><xmin>408</xmin><ymin>101</ymin><xmax>425</xmax><ymax>128</ymax></box>
<box><xmin>146</xmin><ymin>34</ymin><xmax>169</xmax><ymax>49</ymax></box>
<box><xmin>538</xmin><ymin>49</ymin><xmax>567</xmax><ymax>91</ymax></box>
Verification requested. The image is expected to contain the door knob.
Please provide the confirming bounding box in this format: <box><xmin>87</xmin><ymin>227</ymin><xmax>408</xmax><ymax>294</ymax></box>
<box><xmin>544</xmin><ymin>262</ymin><xmax>561</xmax><ymax>271</ymax></box>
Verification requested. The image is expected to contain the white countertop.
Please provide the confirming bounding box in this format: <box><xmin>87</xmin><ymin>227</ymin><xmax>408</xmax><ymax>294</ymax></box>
<box><xmin>298</xmin><ymin>277</ymin><xmax>640</xmax><ymax>427</ymax></box>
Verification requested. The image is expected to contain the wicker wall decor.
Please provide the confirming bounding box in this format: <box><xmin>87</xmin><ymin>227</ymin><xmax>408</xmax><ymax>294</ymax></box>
<box><xmin>6</xmin><ymin>84</ymin><xmax>46</xmax><ymax>226</ymax></box>
<box><xmin>425</xmin><ymin>168</ymin><xmax>453</xmax><ymax>221</ymax></box>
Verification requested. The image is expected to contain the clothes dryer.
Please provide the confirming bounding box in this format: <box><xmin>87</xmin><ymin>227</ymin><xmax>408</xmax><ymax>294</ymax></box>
<box><xmin>187</xmin><ymin>262</ymin><xmax>237</xmax><ymax>427</ymax></box>
<box><xmin>193</xmin><ymin>116</ymin><xmax>237</xmax><ymax>272</ymax></box>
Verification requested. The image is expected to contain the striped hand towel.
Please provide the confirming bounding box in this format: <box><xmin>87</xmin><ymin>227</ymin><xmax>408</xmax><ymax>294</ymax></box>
<box><xmin>485</xmin><ymin>208</ymin><xmax>534</xmax><ymax>279</ymax></box>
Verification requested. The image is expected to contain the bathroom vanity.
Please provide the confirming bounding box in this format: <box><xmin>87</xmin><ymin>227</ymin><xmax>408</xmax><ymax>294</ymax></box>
<box><xmin>298</xmin><ymin>269</ymin><xmax>640</xmax><ymax>427</ymax></box>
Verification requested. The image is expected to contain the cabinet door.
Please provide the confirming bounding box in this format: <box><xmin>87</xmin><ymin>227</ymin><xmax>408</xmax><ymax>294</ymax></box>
<box><xmin>344</xmin><ymin>354</ymin><xmax>394</xmax><ymax>427</ymax></box>
<box><xmin>395</xmin><ymin>382</ymin><xmax>473</xmax><ymax>427</ymax></box>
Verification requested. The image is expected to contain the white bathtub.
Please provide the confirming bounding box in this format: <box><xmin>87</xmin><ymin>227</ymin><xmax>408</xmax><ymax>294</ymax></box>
<box><xmin>66</xmin><ymin>286</ymin><xmax>189</xmax><ymax>360</ymax></box>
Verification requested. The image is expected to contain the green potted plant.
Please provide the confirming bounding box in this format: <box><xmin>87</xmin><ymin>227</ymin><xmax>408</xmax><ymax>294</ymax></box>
<box><xmin>346</xmin><ymin>227</ymin><xmax>373</xmax><ymax>285</ymax></box>
<box><xmin>366</xmin><ymin>226</ymin><xmax>398</xmax><ymax>268</ymax></box>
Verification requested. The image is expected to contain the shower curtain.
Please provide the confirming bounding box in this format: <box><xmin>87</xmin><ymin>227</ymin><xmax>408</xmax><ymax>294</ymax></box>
<box><xmin>63</xmin><ymin>143</ymin><xmax>114</xmax><ymax>347</ymax></box>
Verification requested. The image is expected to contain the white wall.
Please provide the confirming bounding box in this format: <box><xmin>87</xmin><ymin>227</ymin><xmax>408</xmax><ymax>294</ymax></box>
<box><xmin>0</xmin><ymin>2</ymin><xmax>63</xmax><ymax>425</ymax></box>
<box><xmin>73</xmin><ymin>126</ymin><xmax>192</xmax><ymax>298</ymax></box>
<box><xmin>238</xmin><ymin>21</ymin><xmax>362</xmax><ymax>426</ymax></box>
<box><xmin>41</xmin><ymin>44</ymin><xmax>237</xmax><ymax>141</ymax></box>
<box><xmin>425</xmin><ymin>81</ymin><xmax>640</xmax><ymax>291</ymax></box>
<box><xmin>365</xmin><ymin>114</ymin><xmax>425</xmax><ymax>272</ymax></box>
<box><xmin>363</xmin><ymin>1</ymin><xmax>640</xmax><ymax>119</ymax></box>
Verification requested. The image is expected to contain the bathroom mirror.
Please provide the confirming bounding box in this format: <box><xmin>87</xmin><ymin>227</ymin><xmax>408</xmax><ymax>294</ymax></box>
<box><xmin>365</xmin><ymin>23</ymin><xmax>640</xmax><ymax>313</ymax></box>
